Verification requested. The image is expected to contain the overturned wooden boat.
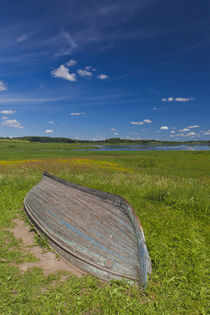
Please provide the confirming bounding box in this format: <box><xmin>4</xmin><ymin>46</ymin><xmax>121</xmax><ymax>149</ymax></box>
<box><xmin>24</xmin><ymin>171</ymin><xmax>151</xmax><ymax>285</ymax></box>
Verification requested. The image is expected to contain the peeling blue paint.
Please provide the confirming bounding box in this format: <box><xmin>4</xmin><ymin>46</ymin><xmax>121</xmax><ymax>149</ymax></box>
<box><xmin>24</xmin><ymin>172</ymin><xmax>151</xmax><ymax>285</ymax></box>
<box><xmin>61</xmin><ymin>220</ymin><xmax>127</xmax><ymax>262</ymax></box>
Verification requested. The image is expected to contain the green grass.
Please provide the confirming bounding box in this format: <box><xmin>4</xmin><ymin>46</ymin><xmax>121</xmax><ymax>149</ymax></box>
<box><xmin>0</xmin><ymin>142</ymin><xmax>209</xmax><ymax>314</ymax></box>
<box><xmin>0</xmin><ymin>139</ymin><xmax>99</xmax><ymax>160</ymax></box>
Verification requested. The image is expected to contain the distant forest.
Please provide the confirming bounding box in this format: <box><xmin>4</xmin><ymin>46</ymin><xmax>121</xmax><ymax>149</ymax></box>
<box><xmin>0</xmin><ymin>136</ymin><xmax>209</xmax><ymax>145</ymax></box>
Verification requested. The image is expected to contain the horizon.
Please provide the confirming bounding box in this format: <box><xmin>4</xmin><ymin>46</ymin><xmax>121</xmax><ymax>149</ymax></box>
<box><xmin>0</xmin><ymin>0</ymin><xmax>210</xmax><ymax>141</ymax></box>
<box><xmin>1</xmin><ymin>135</ymin><xmax>209</xmax><ymax>143</ymax></box>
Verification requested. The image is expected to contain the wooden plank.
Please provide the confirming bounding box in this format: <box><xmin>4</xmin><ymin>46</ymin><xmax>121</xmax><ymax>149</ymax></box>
<box><xmin>24</xmin><ymin>172</ymin><xmax>151</xmax><ymax>285</ymax></box>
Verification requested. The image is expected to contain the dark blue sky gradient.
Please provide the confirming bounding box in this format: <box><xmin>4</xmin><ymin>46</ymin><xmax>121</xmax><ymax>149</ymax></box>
<box><xmin>0</xmin><ymin>0</ymin><xmax>209</xmax><ymax>140</ymax></box>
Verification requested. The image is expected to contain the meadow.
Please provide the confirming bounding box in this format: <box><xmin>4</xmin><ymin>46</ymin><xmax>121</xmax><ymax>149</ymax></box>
<box><xmin>0</xmin><ymin>140</ymin><xmax>209</xmax><ymax>314</ymax></box>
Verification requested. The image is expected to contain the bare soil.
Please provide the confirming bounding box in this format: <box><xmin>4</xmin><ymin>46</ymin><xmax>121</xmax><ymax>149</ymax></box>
<box><xmin>8</xmin><ymin>218</ymin><xmax>86</xmax><ymax>277</ymax></box>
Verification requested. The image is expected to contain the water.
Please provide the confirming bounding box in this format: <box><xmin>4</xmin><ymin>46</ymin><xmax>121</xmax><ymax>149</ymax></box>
<box><xmin>75</xmin><ymin>144</ymin><xmax>210</xmax><ymax>152</ymax></box>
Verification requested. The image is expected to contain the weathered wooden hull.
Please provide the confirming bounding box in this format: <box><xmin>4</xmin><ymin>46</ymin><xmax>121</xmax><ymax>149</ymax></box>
<box><xmin>24</xmin><ymin>171</ymin><xmax>151</xmax><ymax>285</ymax></box>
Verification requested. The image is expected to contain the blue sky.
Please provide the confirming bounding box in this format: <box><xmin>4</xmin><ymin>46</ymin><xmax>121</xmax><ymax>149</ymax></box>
<box><xmin>0</xmin><ymin>0</ymin><xmax>209</xmax><ymax>140</ymax></box>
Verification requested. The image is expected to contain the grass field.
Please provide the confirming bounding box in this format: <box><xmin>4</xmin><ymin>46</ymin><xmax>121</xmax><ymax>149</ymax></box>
<box><xmin>0</xmin><ymin>141</ymin><xmax>209</xmax><ymax>314</ymax></box>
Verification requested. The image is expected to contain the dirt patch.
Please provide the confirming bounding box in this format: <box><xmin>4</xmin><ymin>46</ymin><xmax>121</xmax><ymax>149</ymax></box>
<box><xmin>8</xmin><ymin>218</ymin><xmax>86</xmax><ymax>277</ymax></box>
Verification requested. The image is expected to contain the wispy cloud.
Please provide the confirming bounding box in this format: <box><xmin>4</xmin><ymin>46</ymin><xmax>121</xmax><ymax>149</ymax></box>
<box><xmin>0</xmin><ymin>81</ymin><xmax>7</xmax><ymax>91</ymax></box>
<box><xmin>131</xmin><ymin>119</ymin><xmax>152</xmax><ymax>126</ymax></box>
<box><xmin>0</xmin><ymin>51</ymin><xmax>48</xmax><ymax>63</ymax></box>
<box><xmin>170</xmin><ymin>131</ymin><xmax>197</xmax><ymax>137</ymax></box>
<box><xmin>0</xmin><ymin>110</ymin><xmax>16</xmax><ymax>114</ymax></box>
<box><xmin>97</xmin><ymin>74</ymin><xmax>109</xmax><ymax>80</ymax></box>
<box><xmin>187</xmin><ymin>125</ymin><xmax>200</xmax><ymax>129</ymax></box>
<box><xmin>0</xmin><ymin>96</ymin><xmax>69</xmax><ymax>104</ymax></box>
<box><xmin>160</xmin><ymin>126</ymin><xmax>168</xmax><ymax>130</ymax></box>
<box><xmin>45</xmin><ymin>129</ymin><xmax>54</xmax><ymax>133</ymax></box>
<box><xmin>110</xmin><ymin>128</ymin><xmax>117</xmax><ymax>131</ymax></box>
<box><xmin>70</xmin><ymin>112</ymin><xmax>86</xmax><ymax>116</ymax></box>
<box><xmin>179</xmin><ymin>128</ymin><xmax>190</xmax><ymax>132</ymax></box>
<box><xmin>77</xmin><ymin>69</ymin><xmax>92</xmax><ymax>78</ymax></box>
<box><xmin>172</xmin><ymin>133</ymin><xmax>184</xmax><ymax>137</ymax></box>
<box><xmin>186</xmin><ymin>132</ymin><xmax>196</xmax><ymax>136</ymax></box>
<box><xmin>51</xmin><ymin>65</ymin><xmax>77</xmax><ymax>82</ymax></box>
<box><xmin>130</xmin><ymin>121</ymin><xmax>144</xmax><ymax>125</ymax></box>
<box><xmin>48</xmin><ymin>120</ymin><xmax>54</xmax><ymax>124</ymax></box>
<box><xmin>16</xmin><ymin>35</ymin><xmax>27</xmax><ymax>43</ymax></box>
<box><xmin>144</xmin><ymin>119</ymin><xmax>152</xmax><ymax>123</ymax></box>
<box><xmin>53</xmin><ymin>29</ymin><xmax>77</xmax><ymax>56</ymax></box>
<box><xmin>66</xmin><ymin>59</ymin><xmax>77</xmax><ymax>67</ymax></box>
<box><xmin>162</xmin><ymin>97</ymin><xmax>174</xmax><ymax>102</ymax></box>
<box><xmin>60</xmin><ymin>29</ymin><xmax>77</xmax><ymax>49</ymax></box>
<box><xmin>1</xmin><ymin>119</ymin><xmax>23</xmax><ymax>128</ymax></box>
<box><xmin>162</xmin><ymin>97</ymin><xmax>194</xmax><ymax>102</ymax></box>
<box><xmin>204</xmin><ymin>130</ymin><xmax>210</xmax><ymax>135</ymax></box>
<box><xmin>175</xmin><ymin>97</ymin><xmax>194</xmax><ymax>102</ymax></box>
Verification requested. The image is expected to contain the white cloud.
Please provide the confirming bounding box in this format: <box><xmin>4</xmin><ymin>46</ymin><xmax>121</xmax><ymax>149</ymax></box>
<box><xmin>162</xmin><ymin>97</ymin><xmax>173</xmax><ymax>102</ymax></box>
<box><xmin>187</xmin><ymin>125</ymin><xmax>200</xmax><ymax>129</ymax></box>
<box><xmin>0</xmin><ymin>81</ymin><xmax>7</xmax><ymax>91</ymax></box>
<box><xmin>204</xmin><ymin>131</ymin><xmax>210</xmax><ymax>135</ymax></box>
<box><xmin>45</xmin><ymin>129</ymin><xmax>54</xmax><ymax>133</ymax></box>
<box><xmin>97</xmin><ymin>74</ymin><xmax>109</xmax><ymax>80</ymax></box>
<box><xmin>70</xmin><ymin>112</ymin><xmax>85</xmax><ymax>116</ymax></box>
<box><xmin>114</xmin><ymin>132</ymin><xmax>119</xmax><ymax>135</ymax></box>
<box><xmin>160</xmin><ymin>126</ymin><xmax>168</xmax><ymax>130</ymax></box>
<box><xmin>85</xmin><ymin>66</ymin><xmax>92</xmax><ymax>71</ymax></box>
<box><xmin>130</xmin><ymin>121</ymin><xmax>144</xmax><ymax>125</ymax></box>
<box><xmin>173</xmin><ymin>132</ymin><xmax>196</xmax><ymax>137</ymax></box>
<box><xmin>110</xmin><ymin>128</ymin><xmax>117</xmax><ymax>131</ymax></box>
<box><xmin>0</xmin><ymin>110</ymin><xmax>16</xmax><ymax>115</ymax></box>
<box><xmin>153</xmin><ymin>107</ymin><xmax>157</xmax><ymax>111</ymax></box>
<box><xmin>2</xmin><ymin>116</ymin><xmax>7</xmax><ymax>120</ymax></box>
<box><xmin>16</xmin><ymin>35</ymin><xmax>27</xmax><ymax>43</ymax></box>
<box><xmin>179</xmin><ymin>128</ymin><xmax>190</xmax><ymax>132</ymax></box>
<box><xmin>66</xmin><ymin>59</ymin><xmax>77</xmax><ymax>67</ymax></box>
<box><xmin>186</xmin><ymin>132</ymin><xmax>196</xmax><ymax>136</ymax></box>
<box><xmin>77</xmin><ymin>69</ymin><xmax>92</xmax><ymax>78</ymax></box>
<box><xmin>170</xmin><ymin>132</ymin><xmax>196</xmax><ymax>137</ymax></box>
<box><xmin>143</xmin><ymin>119</ymin><xmax>152</xmax><ymax>124</ymax></box>
<box><xmin>51</xmin><ymin>65</ymin><xmax>77</xmax><ymax>82</ymax></box>
<box><xmin>2</xmin><ymin>119</ymin><xmax>23</xmax><ymax>128</ymax></box>
<box><xmin>170</xmin><ymin>130</ymin><xmax>175</xmax><ymax>134</ymax></box>
<box><xmin>48</xmin><ymin>120</ymin><xmax>54</xmax><ymax>124</ymax></box>
<box><xmin>175</xmin><ymin>97</ymin><xmax>194</xmax><ymax>102</ymax></box>
<box><xmin>162</xmin><ymin>97</ymin><xmax>194</xmax><ymax>102</ymax></box>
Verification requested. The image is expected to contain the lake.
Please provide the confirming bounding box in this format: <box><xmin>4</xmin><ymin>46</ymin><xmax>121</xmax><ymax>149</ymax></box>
<box><xmin>76</xmin><ymin>144</ymin><xmax>210</xmax><ymax>151</ymax></box>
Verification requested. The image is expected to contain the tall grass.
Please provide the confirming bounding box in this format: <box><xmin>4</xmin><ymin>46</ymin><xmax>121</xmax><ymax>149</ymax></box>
<box><xmin>0</xmin><ymin>149</ymin><xmax>209</xmax><ymax>314</ymax></box>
